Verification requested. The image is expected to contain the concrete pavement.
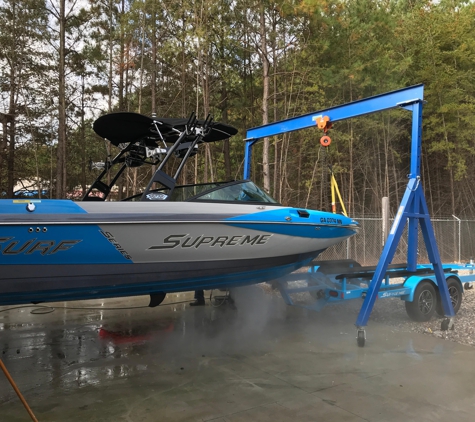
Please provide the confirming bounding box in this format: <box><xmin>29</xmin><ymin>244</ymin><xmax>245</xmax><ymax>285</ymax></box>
<box><xmin>1</xmin><ymin>286</ymin><xmax>475</xmax><ymax>421</ymax></box>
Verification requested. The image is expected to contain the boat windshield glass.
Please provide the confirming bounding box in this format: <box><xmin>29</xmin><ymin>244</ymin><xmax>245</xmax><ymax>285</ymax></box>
<box><xmin>191</xmin><ymin>181</ymin><xmax>278</xmax><ymax>203</ymax></box>
<box><xmin>121</xmin><ymin>181</ymin><xmax>278</xmax><ymax>203</ymax></box>
<box><xmin>168</xmin><ymin>182</ymin><xmax>226</xmax><ymax>201</ymax></box>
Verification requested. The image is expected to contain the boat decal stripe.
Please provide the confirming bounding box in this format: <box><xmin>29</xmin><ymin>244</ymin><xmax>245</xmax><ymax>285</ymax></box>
<box><xmin>224</xmin><ymin>222</ymin><xmax>357</xmax><ymax>239</ymax></box>
<box><xmin>224</xmin><ymin>208</ymin><xmax>358</xmax><ymax>238</ymax></box>
<box><xmin>0</xmin><ymin>199</ymin><xmax>87</xmax><ymax>214</ymax></box>
<box><xmin>0</xmin><ymin>213</ymin><xmax>242</xmax><ymax>224</ymax></box>
<box><xmin>0</xmin><ymin>225</ymin><xmax>133</xmax><ymax>265</ymax></box>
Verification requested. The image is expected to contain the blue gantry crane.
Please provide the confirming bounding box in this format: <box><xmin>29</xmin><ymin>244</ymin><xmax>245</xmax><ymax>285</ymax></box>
<box><xmin>243</xmin><ymin>84</ymin><xmax>459</xmax><ymax>346</ymax></box>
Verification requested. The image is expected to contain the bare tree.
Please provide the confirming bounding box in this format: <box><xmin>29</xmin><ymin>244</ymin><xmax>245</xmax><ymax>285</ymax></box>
<box><xmin>259</xmin><ymin>2</ymin><xmax>270</xmax><ymax>192</ymax></box>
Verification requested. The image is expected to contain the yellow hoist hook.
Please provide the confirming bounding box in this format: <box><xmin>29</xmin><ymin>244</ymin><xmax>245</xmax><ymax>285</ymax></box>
<box><xmin>315</xmin><ymin>115</ymin><xmax>348</xmax><ymax>216</ymax></box>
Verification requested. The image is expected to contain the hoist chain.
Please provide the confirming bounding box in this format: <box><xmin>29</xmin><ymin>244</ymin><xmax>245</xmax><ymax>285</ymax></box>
<box><xmin>321</xmin><ymin>145</ymin><xmax>329</xmax><ymax>211</ymax></box>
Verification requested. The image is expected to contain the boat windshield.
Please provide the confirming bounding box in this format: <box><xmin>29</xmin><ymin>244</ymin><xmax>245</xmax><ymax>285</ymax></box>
<box><xmin>169</xmin><ymin>182</ymin><xmax>229</xmax><ymax>201</ymax></box>
<box><xmin>190</xmin><ymin>181</ymin><xmax>278</xmax><ymax>204</ymax></box>
<box><xmin>122</xmin><ymin>180</ymin><xmax>278</xmax><ymax>204</ymax></box>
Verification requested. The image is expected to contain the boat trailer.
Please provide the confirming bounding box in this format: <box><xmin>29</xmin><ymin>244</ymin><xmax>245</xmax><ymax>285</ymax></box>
<box><xmin>276</xmin><ymin>259</ymin><xmax>475</xmax><ymax>346</ymax></box>
<box><xmin>244</xmin><ymin>85</ymin><xmax>474</xmax><ymax>346</ymax></box>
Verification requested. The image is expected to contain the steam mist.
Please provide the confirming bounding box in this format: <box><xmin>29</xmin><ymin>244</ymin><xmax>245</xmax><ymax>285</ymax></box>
<box><xmin>155</xmin><ymin>284</ymin><xmax>288</xmax><ymax>359</ymax></box>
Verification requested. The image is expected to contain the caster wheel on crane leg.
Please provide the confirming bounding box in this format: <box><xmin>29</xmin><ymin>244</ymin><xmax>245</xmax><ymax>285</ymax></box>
<box><xmin>357</xmin><ymin>329</ymin><xmax>366</xmax><ymax>348</ymax></box>
<box><xmin>441</xmin><ymin>318</ymin><xmax>454</xmax><ymax>331</ymax></box>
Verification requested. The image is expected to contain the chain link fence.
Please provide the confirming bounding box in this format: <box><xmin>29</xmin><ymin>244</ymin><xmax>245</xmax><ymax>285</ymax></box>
<box><xmin>318</xmin><ymin>217</ymin><xmax>475</xmax><ymax>266</ymax></box>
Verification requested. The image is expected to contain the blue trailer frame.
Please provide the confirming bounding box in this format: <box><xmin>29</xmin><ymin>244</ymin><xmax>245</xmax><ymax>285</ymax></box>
<box><xmin>244</xmin><ymin>85</ymin><xmax>460</xmax><ymax>346</ymax></box>
<box><xmin>276</xmin><ymin>260</ymin><xmax>473</xmax><ymax>319</ymax></box>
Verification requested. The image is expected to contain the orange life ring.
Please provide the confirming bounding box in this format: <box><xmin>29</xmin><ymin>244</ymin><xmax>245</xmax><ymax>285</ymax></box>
<box><xmin>320</xmin><ymin>135</ymin><xmax>331</xmax><ymax>147</ymax></box>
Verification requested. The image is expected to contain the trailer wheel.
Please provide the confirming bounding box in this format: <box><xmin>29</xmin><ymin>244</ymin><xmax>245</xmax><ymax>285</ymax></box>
<box><xmin>435</xmin><ymin>277</ymin><xmax>462</xmax><ymax>317</ymax></box>
<box><xmin>405</xmin><ymin>281</ymin><xmax>436</xmax><ymax>322</ymax></box>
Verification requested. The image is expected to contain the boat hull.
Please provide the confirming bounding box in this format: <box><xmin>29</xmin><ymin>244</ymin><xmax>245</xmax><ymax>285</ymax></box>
<box><xmin>0</xmin><ymin>252</ymin><xmax>322</xmax><ymax>305</ymax></box>
<box><xmin>0</xmin><ymin>200</ymin><xmax>358</xmax><ymax>305</ymax></box>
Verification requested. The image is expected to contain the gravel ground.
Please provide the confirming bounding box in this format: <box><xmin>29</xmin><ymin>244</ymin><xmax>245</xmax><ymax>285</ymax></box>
<box><xmin>370</xmin><ymin>286</ymin><xmax>475</xmax><ymax>347</ymax></box>
<box><xmin>261</xmin><ymin>274</ymin><xmax>475</xmax><ymax>348</ymax></box>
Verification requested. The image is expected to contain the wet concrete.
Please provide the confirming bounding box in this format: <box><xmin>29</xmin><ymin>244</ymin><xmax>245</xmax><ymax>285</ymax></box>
<box><xmin>1</xmin><ymin>286</ymin><xmax>475</xmax><ymax>421</ymax></box>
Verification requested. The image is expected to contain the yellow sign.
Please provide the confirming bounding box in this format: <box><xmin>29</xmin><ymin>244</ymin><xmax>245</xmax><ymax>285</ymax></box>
<box><xmin>13</xmin><ymin>200</ymin><xmax>41</xmax><ymax>204</ymax></box>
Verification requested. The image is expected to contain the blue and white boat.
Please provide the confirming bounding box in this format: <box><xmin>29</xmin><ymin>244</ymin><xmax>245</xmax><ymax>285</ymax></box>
<box><xmin>0</xmin><ymin>112</ymin><xmax>358</xmax><ymax>306</ymax></box>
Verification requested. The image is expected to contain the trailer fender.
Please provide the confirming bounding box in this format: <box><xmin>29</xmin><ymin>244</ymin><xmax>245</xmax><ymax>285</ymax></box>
<box><xmin>426</xmin><ymin>273</ymin><xmax>463</xmax><ymax>293</ymax></box>
<box><xmin>403</xmin><ymin>277</ymin><xmax>437</xmax><ymax>302</ymax></box>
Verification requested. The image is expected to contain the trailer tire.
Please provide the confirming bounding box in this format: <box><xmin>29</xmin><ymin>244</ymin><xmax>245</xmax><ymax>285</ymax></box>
<box><xmin>435</xmin><ymin>277</ymin><xmax>462</xmax><ymax>317</ymax></box>
<box><xmin>405</xmin><ymin>281</ymin><xmax>437</xmax><ymax>322</ymax></box>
